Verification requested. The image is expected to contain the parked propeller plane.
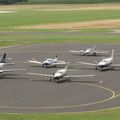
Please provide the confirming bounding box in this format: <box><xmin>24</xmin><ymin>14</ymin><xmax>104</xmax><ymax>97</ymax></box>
<box><xmin>77</xmin><ymin>49</ymin><xmax>120</xmax><ymax>71</ymax></box>
<box><xmin>28</xmin><ymin>55</ymin><xmax>66</xmax><ymax>68</ymax></box>
<box><xmin>27</xmin><ymin>62</ymin><xmax>94</xmax><ymax>83</ymax></box>
<box><xmin>69</xmin><ymin>45</ymin><xmax>108</xmax><ymax>56</ymax></box>
<box><xmin>0</xmin><ymin>53</ymin><xmax>26</xmax><ymax>74</ymax></box>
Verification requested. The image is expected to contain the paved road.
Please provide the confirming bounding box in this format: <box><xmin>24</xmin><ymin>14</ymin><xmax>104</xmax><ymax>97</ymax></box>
<box><xmin>0</xmin><ymin>43</ymin><xmax>120</xmax><ymax>113</ymax></box>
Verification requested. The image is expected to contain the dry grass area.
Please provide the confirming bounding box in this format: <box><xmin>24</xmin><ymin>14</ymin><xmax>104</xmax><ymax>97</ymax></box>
<box><xmin>0</xmin><ymin>3</ymin><xmax>120</xmax><ymax>11</ymax></box>
<box><xmin>1</xmin><ymin>3</ymin><xmax>120</xmax><ymax>29</ymax></box>
<box><xmin>18</xmin><ymin>19</ymin><xmax>120</xmax><ymax>29</ymax></box>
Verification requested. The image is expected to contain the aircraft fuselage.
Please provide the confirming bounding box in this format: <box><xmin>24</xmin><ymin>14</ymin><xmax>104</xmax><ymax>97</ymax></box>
<box><xmin>97</xmin><ymin>57</ymin><xmax>113</xmax><ymax>68</ymax></box>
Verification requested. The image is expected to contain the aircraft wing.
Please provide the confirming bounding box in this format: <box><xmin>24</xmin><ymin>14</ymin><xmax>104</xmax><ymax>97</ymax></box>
<box><xmin>77</xmin><ymin>61</ymin><xmax>97</xmax><ymax>66</ymax></box>
<box><xmin>28</xmin><ymin>60</ymin><xmax>42</xmax><ymax>65</ymax></box>
<box><xmin>53</xmin><ymin>61</ymin><xmax>66</xmax><ymax>65</ymax></box>
<box><xmin>0</xmin><ymin>69</ymin><xmax>26</xmax><ymax>73</ymax></box>
<box><xmin>69</xmin><ymin>50</ymin><xmax>84</xmax><ymax>54</ymax></box>
<box><xmin>95</xmin><ymin>50</ymin><xmax>108</xmax><ymax>54</ymax></box>
<box><xmin>5</xmin><ymin>63</ymin><xmax>15</xmax><ymax>65</ymax></box>
<box><xmin>64</xmin><ymin>74</ymin><xmax>94</xmax><ymax>78</ymax></box>
<box><xmin>111</xmin><ymin>64</ymin><xmax>120</xmax><ymax>67</ymax></box>
<box><xmin>27</xmin><ymin>72</ymin><xmax>54</xmax><ymax>77</ymax></box>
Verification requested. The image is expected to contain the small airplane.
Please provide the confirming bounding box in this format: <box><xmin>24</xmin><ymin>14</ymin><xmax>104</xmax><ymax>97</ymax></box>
<box><xmin>28</xmin><ymin>55</ymin><xmax>67</xmax><ymax>68</ymax></box>
<box><xmin>77</xmin><ymin>49</ymin><xmax>120</xmax><ymax>71</ymax></box>
<box><xmin>27</xmin><ymin>62</ymin><xmax>94</xmax><ymax>83</ymax></box>
<box><xmin>69</xmin><ymin>45</ymin><xmax>108</xmax><ymax>56</ymax></box>
<box><xmin>0</xmin><ymin>53</ymin><xmax>15</xmax><ymax>68</ymax></box>
<box><xmin>0</xmin><ymin>53</ymin><xmax>26</xmax><ymax>74</ymax></box>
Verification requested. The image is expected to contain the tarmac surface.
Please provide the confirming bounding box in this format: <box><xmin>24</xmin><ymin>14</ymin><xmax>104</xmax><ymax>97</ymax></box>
<box><xmin>0</xmin><ymin>43</ymin><xmax>120</xmax><ymax>113</ymax></box>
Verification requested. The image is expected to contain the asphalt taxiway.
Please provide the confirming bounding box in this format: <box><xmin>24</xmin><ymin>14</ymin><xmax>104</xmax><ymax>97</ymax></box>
<box><xmin>0</xmin><ymin>43</ymin><xmax>120</xmax><ymax>113</ymax></box>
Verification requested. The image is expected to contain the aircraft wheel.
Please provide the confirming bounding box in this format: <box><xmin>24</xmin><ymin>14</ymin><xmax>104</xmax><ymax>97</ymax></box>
<box><xmin>112</xmin><ymin>66</ymin><xmax>115</xmax><ymax>70</ymax></box>
<box><xmin>67</xmin><ymin>79</ymin><xmax>71</xmax><ymax>82</ymax></box>
<box><xmin>100</xmin><ymin>68</ymin><xmax>103</xmax><ymax>72</ymax></box>
<box><xmin>83</xmin><ymin>53</ymin><xmax>85</xmax><ymax>56</ymax></box>
<box><xmin>50</xmin><ymin>77</ymin><xmax>52</xmax><ymax>82</ymax></box>
<box><xmin>45</xmin><ymin>65</ymin><xmax>48</xmax><ymax>68</ymax></box>
<box><xmin>56</xmin><ymin>80</ymin><xmax>59</xmax><ymax>83</ymax></box>
<box><xmin>95</xmin><ymin>66</ymin><xmax>98</xmax><ymax>70</ymax></box>
<box><xmin>94</xmin><ymin>53</ymin><xmax>96</xmax><ymax>56</ymax></box>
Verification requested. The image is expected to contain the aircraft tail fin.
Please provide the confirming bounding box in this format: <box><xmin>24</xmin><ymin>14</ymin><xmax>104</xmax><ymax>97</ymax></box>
<box><xmin>55</xmin><ymin>55</ymin><xmax>58</xmax><ymax>59</ymax></box>
<box><xmin>54</xmin><ymin>55</ymin><xmax>58</xmax><ymax>61</ymax></box>
<box><xmin>1</xmin><ymin>53</ymin><xmax>7</xmax><ymax>63</ymax></box>
<box><xmin>93</xmin><ymin>45</ymin><xmax>96</xmax><ymax>51</ymax></box>
<box><xmin>65</xmin><ymin>61</ymin><xmax>69</xmax><ymax>70</ymax></box>
<box><xmin>111</xmin><ymin>49</ymin><xmax>114</xmax><ymax>58</ymax></box>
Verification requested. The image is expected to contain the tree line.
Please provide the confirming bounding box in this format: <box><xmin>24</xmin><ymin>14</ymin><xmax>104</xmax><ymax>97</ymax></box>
<box><xmin>0</xmin><ymin>0</ymin><xmax>27</xmax><ymax>4</ymax></box>
<box><xmin>0</xmin><ymin>0</ymin><xmax>120</xmax><ymax>4</ymax></box>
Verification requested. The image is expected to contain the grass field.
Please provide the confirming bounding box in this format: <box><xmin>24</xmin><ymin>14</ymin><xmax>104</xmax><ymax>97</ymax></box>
<box><xmin>0</xmin><ymin>29</ymin><xmax>120</xmax><ymax>47</ymax></box>
<box><xmin>0</xmin><ymin>9</ymin><xmax>120</xmax><ymax>28</ymax></box>
<box><xmin>0</xmin><ymin>4</ymin><xmax>120</xmax><ymax>46</ymax></box>
<box><xmin>27</xmin><ymin>0</ymin><xmax>120</xmax><ymax>4</ymax></box>
<box><xmin>0</xmin><ymin>108</ymin><xmax>120</xmax><ymax>120</ymax></box>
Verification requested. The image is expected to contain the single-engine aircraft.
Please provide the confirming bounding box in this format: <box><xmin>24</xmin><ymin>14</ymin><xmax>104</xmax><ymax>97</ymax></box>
<box><xmin>69</xmin><ymin>45</ymin><xmax>108</xmax><ymax>56</ymax></box>
<box><xmin>28</xmin><ymin>55</ymin><xmax>66</xmax><ymax>68</ymax></box>
<box><xmin>77</xmin><ymin>49</ymin><xmax>120</xmax><ymax>71</ymax></box>
<box><xmin>0</xmin><ymin>53</ymin><xmax>25</xmax><ymax>74</ymax></box>
<box><xmin>27</xmin><ymin>62</ymin><xmax>94</xmax><ymax>83</ymax></box>
<box><xmin>0</xmin><ymin>53</ymin><xmax>14</xmax><ymax>68</ymax></box>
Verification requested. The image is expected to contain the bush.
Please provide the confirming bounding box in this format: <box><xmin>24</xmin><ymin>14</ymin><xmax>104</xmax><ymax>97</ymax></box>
<box><xmin>0</xmin><ymin>0</ymin><xmax>28</xmax><ymax>4</ymax></box>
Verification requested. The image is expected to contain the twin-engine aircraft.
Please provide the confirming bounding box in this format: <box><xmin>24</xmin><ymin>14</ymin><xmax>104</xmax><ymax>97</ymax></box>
<box><xmin>77</xmin><ymin>49</ymin><xmax>120</xmax><ymax>71</ymax></box>
<box><xmin>0</xmin><ymin>53</ymin><xmax>25</xmax><ymax>74</ymax></box>
<box><xmin>69</xmin><ymin>45</ymin><xmax>108</xmax><ymax>56</ymax></box>
<box><xmin>28</xmin><ymin>55</ymin><xmax>66</xmax><ymax>68</ymax></box>
<box><xmin>27</xmin><ymin>62</ymin><xmax>94</xmax><ymax>83</ymax></box>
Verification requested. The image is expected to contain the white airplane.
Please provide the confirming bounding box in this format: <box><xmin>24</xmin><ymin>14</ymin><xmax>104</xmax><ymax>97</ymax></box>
<box><xmin>69</xmin><ymin>45</ymin><xmax>108</xmax><ymax>56</ymax></box>
<box><xmin>77</xmin><ymin>49</ymin><xmax>120</xmax><ymax>71</ymax></box>
<box><xmin>27</xmin><ymin>62</ymin><xmax>94</xmax><ymax>83</ymax></box>
<box><xmin>28</xmin><ymin>55</ymin><xmax>66</xmax><ymax>68</ymax></box>
<box><xmin>0</xmin><ymin>53</ymin><xmax>26</xmax><ymax>74</ymax></box>
<box><xmin>0</xmin><ymin>53</ymin><xmax>15</xmax><ymax>68</ymax></box>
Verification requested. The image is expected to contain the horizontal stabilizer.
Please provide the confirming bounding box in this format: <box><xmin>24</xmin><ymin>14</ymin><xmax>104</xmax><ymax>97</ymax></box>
<box><xmin>77</xmin><ymin>61</ymin><xmax>97</xmax><ymax>66</ymax></box>
<box><xmin>27</xmin><ymin>72</ymin><xmax>53</xmax><ymax>77</ymax></box>
<box><xmin>64</xmin><ymin>74</ymin><xmax>94</xmax><ymax>78</ymax></box>
<box><xmin>28</xmin><ymin>60</ymin><xmax>42</xmax><ymax>65</ymax></box>
<box><xmin>69</xmin><ymin>50</ymin><xmax>84</xmax><ymax>53</ymax></box>
<box><xmin>0</xmin><ymin>68</ymin><xmax>26</xmax><ymax>73</ymax></box>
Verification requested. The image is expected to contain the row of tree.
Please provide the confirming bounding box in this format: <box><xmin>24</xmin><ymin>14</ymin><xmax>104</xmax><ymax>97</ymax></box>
<box><xmin>0</xmin><ymin>0</ymin><xmax>27</xmax><ymax>4</ymax></box>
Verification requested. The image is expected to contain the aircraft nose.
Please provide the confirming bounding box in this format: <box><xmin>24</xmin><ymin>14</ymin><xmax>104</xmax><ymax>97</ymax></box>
<box><xmin>54</xmin><ymin>73</ymin><xmax>60</xmax><ymax>78</ymax></box>
<box><xmin>98</xmin><ymin>63</ymin><xmax>102</xmax><ymax>66</ymax></box>
<box><xmin>43</xmin><ymin>61</ymin><xmax>49</xmax><ymax>65</ymax></box>
<box><xmin>85</xmin><ymin>51</ymin><xmax>89</xmax><ymax>53</ymax></box>
<box><xmin>98</xmin><ymin>62</ymin><xmax>105</xmax><ymax>67</ymax></box>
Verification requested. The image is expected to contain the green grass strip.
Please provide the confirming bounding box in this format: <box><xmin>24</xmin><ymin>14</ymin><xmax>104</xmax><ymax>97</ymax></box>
<box><xmin>0</xmin><ymin>108</ymin><xmax>120</xmax><ymax>120</ymax></box>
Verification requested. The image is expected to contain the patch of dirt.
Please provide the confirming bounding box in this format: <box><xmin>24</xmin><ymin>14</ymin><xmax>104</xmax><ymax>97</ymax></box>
<box><xmin>0</xmin><ymin>3</ymin><xmax>120</xmax><ymax>11</ymax></box>
<box><xmin>111</xmin><ymin>29</ymin><xmax>120</xmax><ymax>34</ymax></box>
<box><xmin>17</xmin><ymin>19</ymin><xmax>120</xmax><ymax>29</ymax></box>
<box><xmin>0</xmin><ymin>11</ymin><xmax>16</xmax><ymax>13</ymax></box>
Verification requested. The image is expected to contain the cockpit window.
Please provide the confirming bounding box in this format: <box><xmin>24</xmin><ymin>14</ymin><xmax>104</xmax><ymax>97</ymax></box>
<box><xmin>47</xmin><ymin>59</ymin><xmax>52</xmax><ymax>61</ymax></box>
<box><xmin>86</xmin><ymin>48</ymin><xmax>92</xmax><ymax>51</ymax></box>
<box><xmin>58</xmin><ymin>71</ymin><xmax>62</xmax><ymax>74</ymax></box>
<box><xmin>102</xmin><ymin>60</ymin><xmax>107</xmax><ymax>62</ymax></box>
